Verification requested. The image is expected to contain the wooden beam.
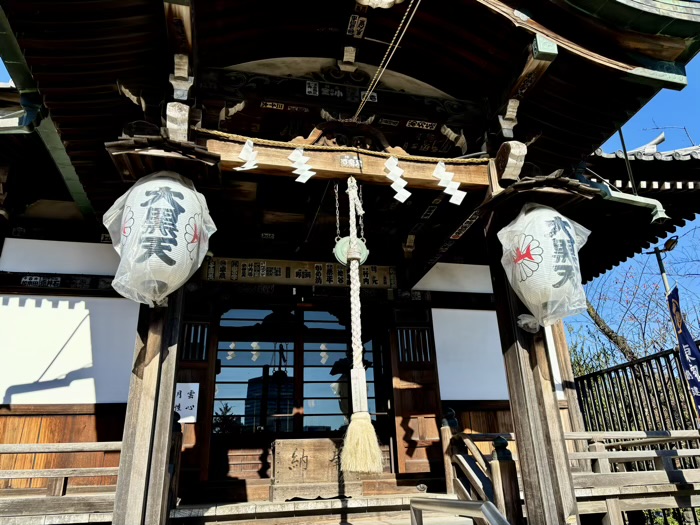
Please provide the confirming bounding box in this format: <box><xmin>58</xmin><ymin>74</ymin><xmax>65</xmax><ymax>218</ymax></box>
<box><xmin>474</xmin><ymin>0</ymin><xmax>688</xmax><ymax>89</ymax></box>
<box><xmin>487</xmin><ymin>220</ymin><xmax>580</xmax><ymax>525</ymax></box>
<box><xmin>510</xmin><ymin>35</ymin><xmax>558</xmax><ymax>100</ymax></box>
<box><xmin>206</xmin><ymin>138</ymin><xmax>489</xmax><ymax>190</ymax></box>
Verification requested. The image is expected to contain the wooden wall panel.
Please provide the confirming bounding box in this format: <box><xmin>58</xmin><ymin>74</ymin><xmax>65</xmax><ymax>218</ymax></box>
<box><xmin>458</xmin><ymin>408</ymin><xmax>515</xmax><ymax>457</ymax></box>
<box><xmin>0</xmin><ymin>404</ymin><xmax>126</xmax><ymax>492</ymax></box>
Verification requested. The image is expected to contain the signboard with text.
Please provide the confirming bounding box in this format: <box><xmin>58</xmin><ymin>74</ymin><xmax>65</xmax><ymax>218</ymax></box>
<box><xmin>203</xmin><ymin>257</ymin><xmax>396</xmax><ymax>289</ymax></box>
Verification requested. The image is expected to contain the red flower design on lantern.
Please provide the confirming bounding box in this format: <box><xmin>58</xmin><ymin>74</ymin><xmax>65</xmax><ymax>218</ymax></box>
<box><xmin>513</xmin><ymin>234</ymin><xmax>543</xmax><ymax>282</ymax></box>
<box><xmin>120</xmin><ymin>207</ymin><xmax>134</xmax><ymax>246</ymax></box>
<box><xmin>184</xmin><ymin>215</ymin><xmax>201</xmax><ymax>260</ymax></box>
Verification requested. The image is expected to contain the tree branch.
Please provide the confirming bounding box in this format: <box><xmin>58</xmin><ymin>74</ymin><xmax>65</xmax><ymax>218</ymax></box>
<box><xmin>586</xmin><ymin>299</ymin><xmax>638</xmax><ymax>362</ymax></box>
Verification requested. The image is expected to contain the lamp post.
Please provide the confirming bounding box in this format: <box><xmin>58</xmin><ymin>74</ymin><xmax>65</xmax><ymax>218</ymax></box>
<box><xmin>646</xmin><ymin>236</ymin><xmax>700</xmax><ymax>430</ymax></box>
<box><xmin>645</xmin><ymin>235</ymin><xmax>679</xmax><ymax>296</ymax></box>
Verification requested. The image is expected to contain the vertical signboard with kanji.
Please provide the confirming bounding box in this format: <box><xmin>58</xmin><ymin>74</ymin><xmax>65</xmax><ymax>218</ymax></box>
<box><xmin>175</xmin><ymin>383</ymin><xmax>199</xmax><ymax>423</ymax></box>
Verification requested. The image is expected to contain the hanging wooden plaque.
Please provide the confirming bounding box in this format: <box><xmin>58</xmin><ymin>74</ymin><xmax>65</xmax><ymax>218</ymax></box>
<box><xmin>203</xmin><ymin>257</ymin><xmax>396</xmax><ymax>289</ymax></box>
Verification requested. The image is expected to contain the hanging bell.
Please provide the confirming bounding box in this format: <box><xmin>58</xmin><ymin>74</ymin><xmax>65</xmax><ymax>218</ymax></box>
<box><xmin>333</xmin><ymin>236</ymin><xmax>369</xmax><ymax>266</ymax></box>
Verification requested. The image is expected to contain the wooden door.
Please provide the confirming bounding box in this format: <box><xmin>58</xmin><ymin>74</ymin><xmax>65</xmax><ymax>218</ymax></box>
<box><xmin>389</xmin><ymin>311</ymin><xmax>442</xmax><ymax>475</ymax></box>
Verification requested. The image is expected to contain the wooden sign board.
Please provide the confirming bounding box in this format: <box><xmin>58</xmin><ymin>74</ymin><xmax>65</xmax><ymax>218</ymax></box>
<box><xmin>203</xmin><ymin>257</ymin><xmax>396</xmax><ymax>289</ymax></box>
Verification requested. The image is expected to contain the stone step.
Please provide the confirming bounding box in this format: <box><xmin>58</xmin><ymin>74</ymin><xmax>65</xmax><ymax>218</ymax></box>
<box><xmin>170</xmin><ymin>493</ymin><xmax>460</xmax><ymax>525</ymax></box>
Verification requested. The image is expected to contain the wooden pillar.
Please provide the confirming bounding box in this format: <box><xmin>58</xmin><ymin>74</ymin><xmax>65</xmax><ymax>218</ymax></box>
<box><xmin>440</xmin><ymin>424</ymin><xmax>455</xmax><ymax>495</ymax></box>
<box><xmin>146</xmin><ymin>289</ymin><xmax>184</xmax><ymax>525</ymax></box>
<box><xmin>490</xmin><ymin>436</ymin><xmax>524</xmax><ymax>525</ymax></box>
<box><xmin>114</xmin><ymin>289</ymin><xmax>184</xmax><ymax>525</ymax></box>
<box><xmin>488</xmin><ymin>228</ymin><xmax>580</xmax><ymax>525</ymax></box>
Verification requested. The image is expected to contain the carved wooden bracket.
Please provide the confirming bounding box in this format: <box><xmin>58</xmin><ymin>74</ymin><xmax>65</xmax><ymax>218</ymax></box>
<box><xmin>338</xmin><ymin>46</ymin><xmax>358</xmax><ymax>73</ymax></box>
<box><xmin>170</xmin><ymin>54</ymin><xmax>194</xmax><ymax>101</ymax></box>
<box><xmin>494</xmin><ymin>141</ymin><xmax>527</xmax><ymax>187</ymax></box>
<box><xmin>440</xmin><ymin>125</ymin><xmax>468</xmax><ymax>155</ymax></box>
<box><xmin>498</xmin><ymin>99</ymin><xmax>520</xmax><ymax>139</ymax></box>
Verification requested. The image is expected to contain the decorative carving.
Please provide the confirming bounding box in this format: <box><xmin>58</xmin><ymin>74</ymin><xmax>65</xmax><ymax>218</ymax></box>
<box><xmin>291</xmin><ymin>114</ymin><xmax>408</xmax><ymax>155</ymax></box>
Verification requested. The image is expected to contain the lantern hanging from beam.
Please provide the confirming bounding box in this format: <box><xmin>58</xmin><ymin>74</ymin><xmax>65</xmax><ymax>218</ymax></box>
<box><xmin>497</xmin><ymin>203</ymin><xmax>589</xmax><ymax>329</ymax></box>
<box><xmin>103</xmin><ymin>171</ymin><xmax>217</xmax><ymax>306</ymax></box>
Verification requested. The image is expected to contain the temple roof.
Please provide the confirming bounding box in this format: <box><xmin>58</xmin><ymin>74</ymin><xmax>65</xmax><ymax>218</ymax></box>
<box><xmin>2</xmin><ymin>0</ymin><xmax>700</xmax><ymax>285</ymax></box>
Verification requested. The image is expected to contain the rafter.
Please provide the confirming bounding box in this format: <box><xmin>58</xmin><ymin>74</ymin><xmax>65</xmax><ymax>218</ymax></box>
<box><xmin>475</xmin><ymin>0</ymin><xmax>688</xmax><ymax>89</ymax></box>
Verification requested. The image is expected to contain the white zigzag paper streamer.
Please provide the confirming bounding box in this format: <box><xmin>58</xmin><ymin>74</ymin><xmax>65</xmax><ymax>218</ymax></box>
<box><xmin>384</xmin><ymin>156</ymin><xmax>411</xmax><ymax>203</ymax></box>
<box><xmin>289</xmin><ymin>148</ymin><xmax>316</xmax><ymax>183</ymax></box>
<box><xmin>235</xmin><ymin>139</ymin><xmax>258</xmax><ymax>171</ymax></box>
<box><xmin>433</xmin><ymin>161</ymin><xmax>466</xmax><ymax>205</ymax></box>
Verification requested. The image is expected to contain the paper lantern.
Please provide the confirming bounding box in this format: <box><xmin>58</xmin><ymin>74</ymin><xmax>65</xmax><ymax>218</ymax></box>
<box><xmin>103</xmin><ymin>171</ymin><xmax>217</xmax><ymax>306</ymax></box>
<box><xmin>497</xmin><ymin>203</ymin><xmax>590</xmax><ymax>327</ymax></box>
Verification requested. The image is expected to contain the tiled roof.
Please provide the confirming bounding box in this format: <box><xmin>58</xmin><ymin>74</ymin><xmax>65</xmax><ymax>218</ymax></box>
<box><xmin>593</xmin><ymin>132</ymin><xmax>700</xmax><ymax>161</ymax></box>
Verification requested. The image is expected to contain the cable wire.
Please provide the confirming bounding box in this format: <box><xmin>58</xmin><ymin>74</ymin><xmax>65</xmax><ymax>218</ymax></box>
<box><xmin>352</xmin><ymin>0</ymin><xmax>422</xmax><ymax>121</ymax></box>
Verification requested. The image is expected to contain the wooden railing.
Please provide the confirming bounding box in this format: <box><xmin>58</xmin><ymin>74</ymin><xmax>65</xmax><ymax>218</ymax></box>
<box><xmin>0</xmin><ymin>442</ymin><xmax>121</xmax><ymax>518</ymax></box>
<box><xmin>441</xmin><ymin>425</ymin><xmax>523</xmax><ymax>525</ymax></box>
<box><xmin>565</xmin><ymin>430</ymin><xmax>700</xmax><ymax>524</ymax></box>
<box><xmin>0</xmin><ymin>441</ymin><xmax>122</xmax><ymax>497</ymax></box>
<box><xmin>442</xmin><ymin>427</ymin><xmax>700</xmax><ymax>525</ymax></box>
<box><xmin>0</xmin><ymin>431</ymin><xmax>182</xmax><ymax>520</ymax></box>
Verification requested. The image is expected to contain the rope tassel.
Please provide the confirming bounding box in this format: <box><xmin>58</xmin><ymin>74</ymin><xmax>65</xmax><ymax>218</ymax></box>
<box><xmin>340</xmin><ymin>177</ymin><xmax>384</xmax><ymax>474</ymax></box>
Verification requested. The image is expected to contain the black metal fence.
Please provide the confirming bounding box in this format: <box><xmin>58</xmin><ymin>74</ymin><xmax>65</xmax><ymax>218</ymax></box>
<box><xmin>576</xmin><ymin>349</ymin><xmax>696</xmax><ymax>433</ymax></box>
<box><xmin>576</xmin><ymin>350</ymin><xmax>700</xmax><ymax>525</ymax></box>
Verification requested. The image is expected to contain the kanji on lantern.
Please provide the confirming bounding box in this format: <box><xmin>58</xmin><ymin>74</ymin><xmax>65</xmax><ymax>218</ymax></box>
<box><xmin>497</xmin><ymin>203</ymin><xmax>590</xmax><ymax>329</ymax></box>
<box><xmin>103</xmin><ymin>171</ymin><xmax>217</xmax><ymax>306</ymax></box>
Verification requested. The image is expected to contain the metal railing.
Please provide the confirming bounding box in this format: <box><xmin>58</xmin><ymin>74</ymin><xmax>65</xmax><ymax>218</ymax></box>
<box><xmin>576</xmin><ymin>349</ymin><xmax>696</xmax><ymax>433</ymax></box>
<box><xmin>575</xmin><ymin>351</ymin><xmax>700</xmax><ymax>524</ymax></box>
<box><xmin>410</xmin><ymin>497</ymin><xmax>511</xmax><ymax>525</ymax></box>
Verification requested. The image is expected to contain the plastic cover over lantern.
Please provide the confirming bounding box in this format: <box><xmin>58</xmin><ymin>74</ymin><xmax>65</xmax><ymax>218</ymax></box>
<box><xmin>103</xmin><ymin>171</ymin><xmax>217</xmax><ymax>306</ymax></box>
<box><xmin>497</xmin><ymin>203</ymin><xmax>590</xmax><ymax>329</ymax></box>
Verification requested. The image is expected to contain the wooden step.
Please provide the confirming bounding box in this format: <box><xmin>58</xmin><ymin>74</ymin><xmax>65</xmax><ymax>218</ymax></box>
<box><xmin>170</xmin><ymin>493</ymin><xmax>458</xmax><ymax>524</ymax></box>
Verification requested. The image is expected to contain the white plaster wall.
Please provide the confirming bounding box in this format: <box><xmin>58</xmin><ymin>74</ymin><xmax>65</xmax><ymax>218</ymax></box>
<box><xmin>0</xmin><ymin>239</ymin><xmax>119</xmax><ymax>275</ymax></box>
<box><xmin>0</xmin><ymin>295</ymin><xmax>138</xmax><ymax>404</ymax></box>
<box><xmin>413</xmin><ymin>263</ymin><xmax>493</xmax><ymax>294</ymax></box>
<box><xmin>432</xmin><ymin>308</ymin><xmax>509</xmax><ymax>400</ymax></box>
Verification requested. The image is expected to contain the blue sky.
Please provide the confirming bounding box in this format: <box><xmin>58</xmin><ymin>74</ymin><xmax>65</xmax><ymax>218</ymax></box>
<box><xmin>602</xmin><ymin>58</ymin><xmax>700</xmax><ymax>152</ymax></box>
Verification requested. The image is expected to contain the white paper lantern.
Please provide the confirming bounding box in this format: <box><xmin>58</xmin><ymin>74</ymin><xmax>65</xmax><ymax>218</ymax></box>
<box><xmin>103</xmin><ymin>171</ymin><xmax>217</xmax><ymax>306</ymax></box>
<box><xmin>497</xmin><ymin>203</ymin><xmax>590</xmax><ymax>327</ymax></box>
